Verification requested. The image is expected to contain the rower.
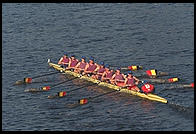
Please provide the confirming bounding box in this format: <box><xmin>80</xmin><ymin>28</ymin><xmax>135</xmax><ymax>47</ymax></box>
<box><xmin>124</xmin><ymin>71</ymin><xmax>140</xmax><ymax>92</ymax></box>
<box><xmin>58</xmin><ymin>53</ymin><xmax>70</xmax><ymax>68</ymax></box>
<box><xmin>94</xmin><ymin>61</ymin><xmax>106</xmax><ymax>80</ymax></box>
<box><xmin>74</xmin><ymin>56</ymin><xmax>87</xmax><ymax>74</ymax></box>
<box><xmin>101</xmin><ymin>64</ymin><xmax>114</xmax><ymax>83</ymax></box>
<box><xmin>67</xmin><ymin>55</ymin><xmax>79</xmax><ymax>71</ymax></box>
<box><xmin>141</xmin><ymin>80</ymin><xmax>155</xmax><ymax>94</ymax></box>
<box><xmin>111</xmin><ymin>67</ymin><xmax>126</xmax><ymax>87</ymax></box>
<box><xmin>83</xmin><ymin>56</ymin><xmax>98</xmax><ymax>77</ymax></box>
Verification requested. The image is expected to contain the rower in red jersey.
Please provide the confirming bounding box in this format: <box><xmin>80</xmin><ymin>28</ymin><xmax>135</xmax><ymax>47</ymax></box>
<box><xmin>101</xmin><ymin>64</ymin><xmax>114</xmax><ymax>83</ymax></box>
<box><xmin>83</xmin><ymin>56</ymin><xmax>98</xmax><ymax>76</ymax></box>
<box><xmin>111</xmin><ymin>67</ymin><xmax>126</xmax><ymax>87</ymax></box>
<box><xmin>141</xmin><ymin>80</ymin><xmax>155</xmax><ymax>94</ymax></box>
<box><xmin>58</xmin><ymin>53</ymin><xmax>70</xmax><ymax>68</ymax></box>
<box><xmin>67</xmin><ymin>55</ymin><xmax>79</xmax><ymax>71</ymax></box>
<box><xmin>74</xmin><ymin>56</ymin><xmax>87</xmax><ymax>74</ymax></box>
<box><xmin>124</xmin><ymin>71</ymin><xmax>140</xmax><ymax>92</ymax></box>
<box><xmin>94</xmin><ymin>61</ymin><xmax>106</xmax><ymax>80</ymax></box>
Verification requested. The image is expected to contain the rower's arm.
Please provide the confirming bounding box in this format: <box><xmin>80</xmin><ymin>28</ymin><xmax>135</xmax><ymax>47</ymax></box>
<box><xmin>93</xmin><ymin>65</ymin><xmax>98</xmax><ymax>73</ymax></box>
<box><xmin>94</xmin><ymin>66</ymin><xmax>99</xmax><ymax>72</ymax></box>
<box><xmin>75</xmin><ymin>62</ymin><xmax>80</xmax><ymax>68</ymax></box>
<box><xmin>101</xmin><ymin>72</ymin><xmax>106</xmax><ymax>81</ymax></box>
<box><xmin>58</xmin><ymin>57</ymin><xmax>63</xmax><ymax>64</ymax></box>
<box><xmin>122</xmin><ymin>74</ymin><xmax>126</xmax><ymax>79</ymax></box>
<box><xmin>111</xmin><ymin>74</ymin><xmax>115</xmax><ymax>80</ymax></box>
<box><xmin>124</xmin><ymin>78</ymin><xmax>128</xmax><ymax>86</ymax></box>
<box><xmin>84</xmin><ymin>64</ymin><xmax>89</xmax><ymax>73</ymax></box>
<box><xmin>133</xmin><ymin>76</ymin><xmax>140</xmax><ymax>85</ymax></box>
<box><xmin>67</xmin><ymin>60</ymin><xmax>71</xmax><ymax>69</ymax></box>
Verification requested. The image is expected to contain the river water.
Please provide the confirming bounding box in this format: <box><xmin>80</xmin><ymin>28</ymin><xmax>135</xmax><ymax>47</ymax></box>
<box><xmin>2</xmin><ymin>3</ymin><xmax>194</xmax><ymax>131</ymax></box>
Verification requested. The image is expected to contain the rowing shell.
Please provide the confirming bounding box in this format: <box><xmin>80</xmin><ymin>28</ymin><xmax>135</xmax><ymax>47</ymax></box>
<box><xmin>48</xmin><ymin>59</ymin><xmax>168</xmax><ymax>104</ymax></box>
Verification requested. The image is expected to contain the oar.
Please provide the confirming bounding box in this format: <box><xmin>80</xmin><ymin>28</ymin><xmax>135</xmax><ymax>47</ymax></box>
<box><xmin>67</xmin><ymin>89</ymin><xmax>121</xmax><ymax>108</ymax></box>
<box><xmin>78</xmin><ymin>88</ymin><xmax>121</xmax><ymax>105</ymax></box>
<box><xmin>140</xmin><ymin>77</ymin><xmax>179</xmax><ymax>84</ymax></box>
<box><xmin>47</xmin><ymin>82</ymin><xmax>98</xmax><ymax>99</ymax></box>
<box><xmin>14</xmin><ymin>71</ymin><xmax>61</xmax><ymax>85</ymax></box>
<box><xmin>24</xmin><ymin>76</ymin><xmax>81</xmax><ymax>92</ymax></box>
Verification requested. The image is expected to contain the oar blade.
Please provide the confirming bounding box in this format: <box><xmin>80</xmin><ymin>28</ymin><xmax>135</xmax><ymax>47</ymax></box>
<box><xmin>48</xmin><ymin>91</ymin><xmax>67</xmax><ymax>99</ymax></box>
<box><xmin>146</xmin><ymin>69</ymin><xmax>157</xmax><ymax>77</ymax></box>
<box><xmin>121</xmin><ymin>65</ymin><xmax>143</xmax><ymax>70</ymax></box>
<box><xmin>42</xmin><ymin>86</ymin><xmax>51</xmax><ymax>91</ymax></box>
<box><xmin>168</xmin><ymin>78</ymin><xmax>179</xmax><ymax>83</ymax></box>
<box><xmin>24</xmin><ymin>78</ymin><xmax>32</xmax><ymax>83</ymax></box>
<box><xmin>78</xmin><ymin>98</ymin><xmax>88</xmax><ymax>105</ymax></box>
<box><xmin>14</xmin><ymin>77</ymin><xmax>32</xmax><ymax>85</ymax></box>
<box><xmin>128</xmin><ymin>65</ymin><xmax>143</xmax><ymax>71</ymax></box>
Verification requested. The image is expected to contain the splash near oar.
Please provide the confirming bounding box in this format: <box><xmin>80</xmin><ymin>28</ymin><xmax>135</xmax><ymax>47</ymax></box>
<box><xmin>168</xmin><ymin>78</ymin><xmax>179</xmax><ymax>83</ymax></box>
<box><xmin>14</xmin><ymin>80</ymin><xmax>25</xmax><ymax>85</ymax></box>
<box><xmin>14</xmin><ymin>71</ymin><xmax>61</xmax><ymax>85</ymax></box>
<box><xmin>165</xmin><ymin>83</ymin><xmax>194</xmax><ymax>89</ymax></box>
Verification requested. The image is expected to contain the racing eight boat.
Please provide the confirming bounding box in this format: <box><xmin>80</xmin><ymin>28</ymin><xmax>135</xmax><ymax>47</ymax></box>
<box><xmin>48</xmin><ymin>59</ymin><xmax>168</xmax><ymax>104</ymax></box>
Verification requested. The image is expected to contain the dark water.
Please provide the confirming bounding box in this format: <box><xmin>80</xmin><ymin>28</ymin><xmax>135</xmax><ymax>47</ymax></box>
<box><xmin>2</xmin><ymin>3</ymin><xmax>194</xmax><ymax>131</ymax></box>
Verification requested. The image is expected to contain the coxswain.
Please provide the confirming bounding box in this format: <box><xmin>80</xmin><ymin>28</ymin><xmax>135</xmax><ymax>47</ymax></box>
<box><xmin>83</xmin><ymin>56</ymin><xmax>98</xmax><ymax>76</ymax></box>
<box><xmin>67</xmin><ymin>55</ymin><xmax>79</xmax><ymax>71</ymax></box>
<box><xmin>101</xmin><ymin>64</ymin><xmax>114</xmax><ymax>83</ymax></box>
<box><xmin>111</xmin><ymin>68</ymin><xmax>126</xmax><ymax>87</ymax></box>
<box><xmin>74</xmin><ymin>56</ymin><xmax>87</xmax><ymax>74</ymax></box>
<box><xmin>58</xmin><ymin>53</ymin><xmax>70</xmax><ymax>68</ymax></box>
<box><xmin>94</xmin><ymin>61</ymin><xmax>106</xmax><ymax>80</ymax></box>
<box><xmin>141</xmin><ymin>80</ymin><xmax>155</xmax><ymax>94</ymax></box>
<box><xmin>124</xmin><ymin>71</ymin><xmax>140</xmax><ymax>92</ymax></box>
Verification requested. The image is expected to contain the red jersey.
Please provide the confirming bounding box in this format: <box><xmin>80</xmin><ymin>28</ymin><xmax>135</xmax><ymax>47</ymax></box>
<box><xmin>62</xmin><ymin>57</ymin><xmax>69</xmax><ymax>64</ymax></box>
<box><xmin>87</xmin><ymin>63</ymin><xmax>97</xmax><ymax>72</ymax></box>
<box><xmin>141</xmin><ymin>83</ymin><xmax>154</xmax><ymax>94</ymax></box>
<box><xmin>70</xmin><ymin>59</ymin><xmax>78</xmax><ymax>67</ymax></box>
